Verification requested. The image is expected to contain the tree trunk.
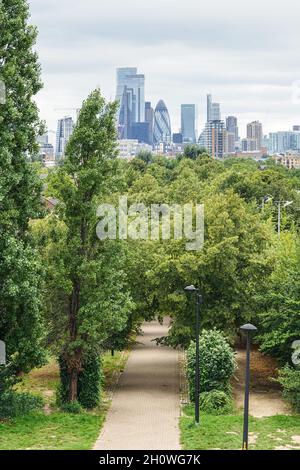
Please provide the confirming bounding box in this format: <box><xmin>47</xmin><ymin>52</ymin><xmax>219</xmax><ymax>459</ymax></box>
<box><xmin>69</xmin><ymin>367</ymin><xmax>79</xmax><ymax>402</ymax></box>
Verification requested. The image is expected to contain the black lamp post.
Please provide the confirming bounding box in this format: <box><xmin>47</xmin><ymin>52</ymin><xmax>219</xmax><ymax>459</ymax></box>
<box><xmin>240</xmin><ymin>323</ymin><xmax>257</xmax><ymax>450</ymax></box>
<box><xmin>184</xmin><ymin>285</ymin><xmax>202</xmax><ymax>425</ymax></box>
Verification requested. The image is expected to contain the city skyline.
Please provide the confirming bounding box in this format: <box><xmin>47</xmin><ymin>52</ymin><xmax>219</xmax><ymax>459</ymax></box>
<box><xmin>29</xmin><ymin>0</ymin><xmax>300</xmax><ymax>138</ymax></box>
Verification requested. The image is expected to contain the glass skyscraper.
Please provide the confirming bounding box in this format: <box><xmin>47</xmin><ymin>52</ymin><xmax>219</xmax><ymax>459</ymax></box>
<box><xmin>153</xmin><ymin>100</ymin><xmax>172</xmax><ymax>144</ymax></box>
<box><xmin>116</xmin><ymin>67</ymin><xmax>145</xmax><ymax>139</ymax></box>
<box><xmin>207</xmin><ymin>94</ymin><xmax>221</xmax><ymax>122</ymax></box>
<box><xmin>55</xmin><ymin>116</ymin><xmax>74</xmax><ymax>160</ymax></box>
<box><xmin>181</xmin><ymin>104</ymin><xmax>197</xmax><ymax>143</ymax></box>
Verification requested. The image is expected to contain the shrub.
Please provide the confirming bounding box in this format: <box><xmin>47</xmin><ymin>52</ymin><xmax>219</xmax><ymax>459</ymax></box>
<box><xmin>0</xmin><ymin>392</ymin><xmax>44</xmax><ymax>420</ymax></box>
<box><xmin>78</xmin><ymin>355</ymin><xmax>102</xmax><ymax>409</ymax></box>
<box><xmin>199</xmin><ymin>390</ymin><xmax>233</xmax><ymax>415</ymax></box>
<box><xmin>277</xmin><ymin>365</ymin><xmax>300</xmax><ymax>412</ymax></box>
<box><xmin>187</xmin><ymin>329</ymin><xmax>236</xmax><ymax>401</ymax></box>
<box><xmin>58</xmin><ymin>354</ymin><xmax>102</xmax><ymax>409</ymax></box>
<box><xmin>61</xmin><ymin>400</ymin><xmax>83</xmax><ymax>414</ymax></box>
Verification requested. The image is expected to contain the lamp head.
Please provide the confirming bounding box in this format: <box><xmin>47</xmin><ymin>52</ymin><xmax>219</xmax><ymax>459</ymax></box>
<box><xmin>184</xmin><ymin>285</ymin><xmax>199</xmax><ymax>293</ymax></box>
<box><xmin>240</xmin><ymin>323</ymin><xmax>258</xmax><ymax>333</ymax></box>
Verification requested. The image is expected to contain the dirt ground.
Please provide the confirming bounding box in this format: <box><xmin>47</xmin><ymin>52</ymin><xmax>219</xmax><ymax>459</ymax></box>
<box><xmin>233</xmin><ymin>348</ymin><xmax>290</xmax><ymax>418</ymax></box>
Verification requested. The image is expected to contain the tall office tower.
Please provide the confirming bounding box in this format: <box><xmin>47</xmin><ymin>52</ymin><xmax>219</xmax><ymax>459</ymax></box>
<box><xmin>153</xmin><ymin>100</ymin><xmax>172</xmax><ymax>144</ymax></box>
<box><xmin>247</xmin><ymin>121</ymin><xmax>263</xmax><ymax>150</ymax></box>
<box><xmin>293</xmin><ymin>125</ymin><xmax>300</xmax><ymax>132</ymax></box>
<box><xmin>204</xmin><ymin>120</ymin><xmax>225</xmax><ymax>158</ymax></box>
<box><xmin>207</xmin><ymin>94</ymin><xmax>212</xmax><ymax>122</ymax></box>
<box><xmin>55</xmin><ymin>116</ymin><xmax>74</xmax><ymax>160</ymax></box>
<box><xmin>225</xmin><ymin>132</ymin><xmax>236</xmax><ymax>153</ymax></box>
<box><xmin>116</xmin><ymin>67</ymin><xmax>145</xmax><ymax>139</ymax></box>
<box><xmin>226</xmin><ymin>116</ymin><xmax>239</xmax><ymax>141</ymax></box>
<box><xmin>145</xmin><ymin>101</ymin><xmax>154</xmax><ymax>145</ymax></box>
<box><xmin>181</xmin><ymin>104</ymin><xmax>197</xmax><ymax>143</ymax></box>
<box><xmin>207</xmin><ymin>94</ymin><xmax>221</xmax><ymax>122</ymax></box>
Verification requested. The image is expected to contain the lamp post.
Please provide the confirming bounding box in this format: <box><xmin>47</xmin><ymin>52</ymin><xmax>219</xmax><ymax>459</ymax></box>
<box><xmin>184</xmin><ymin>285</ymin><xmax>202</xmax><ymax>425</ymax></box>
<box><xmin>240</xmin><ymin>323</ymin><xmax>257</xmax><ymax>450</ymax></box>
<box><xmin>275</xmin><ymin>200</ymin><xmax>293</xmax><ymax>239</ymax></box>
<box><xmin>260</xmin><ymin>196</ymin><xmax>293</xmax><ymax>239</ymax></box>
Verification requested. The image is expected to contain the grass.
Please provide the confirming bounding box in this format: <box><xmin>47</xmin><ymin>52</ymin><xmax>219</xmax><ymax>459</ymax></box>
<box><xmin>0</xmin><ymin>350</ymin><xmax>130</xmax><ymax>450</ymax></box>
<box><xmin>180</xmin><ymin>405</ymin><xmax>300</xmax><ymax>450</ymax></box>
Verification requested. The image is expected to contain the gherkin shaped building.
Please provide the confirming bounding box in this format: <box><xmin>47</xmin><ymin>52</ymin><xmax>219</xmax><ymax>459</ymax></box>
<box><xmin>153</xmin><ymin>100</ymin><xmax>172</xmax><ymax>144</ymax></box>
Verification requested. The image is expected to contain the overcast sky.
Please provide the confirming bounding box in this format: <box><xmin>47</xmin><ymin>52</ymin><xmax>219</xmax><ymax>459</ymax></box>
<box><xmin>29</xmin><ymin>0</ymin><xmax>300</xmax><ymax>140</ymax></box>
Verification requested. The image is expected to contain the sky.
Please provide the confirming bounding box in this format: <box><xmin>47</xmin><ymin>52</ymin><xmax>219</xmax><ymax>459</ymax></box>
<box><xmin>29</xmin><ymin>0</ymin><xmax>300</xmax><ymax>141</ymax></box>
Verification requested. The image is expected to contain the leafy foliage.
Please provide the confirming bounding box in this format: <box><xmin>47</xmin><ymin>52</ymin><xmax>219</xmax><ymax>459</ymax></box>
<box><xmin>199</xmin><ymin>390</ymin><xmax>233</xmax><ymax>415</ymax></box>
<box><xmin>42</xmin><ymin>89</ymin><xmax>134</xmax><ymax>403</ymax></box>
<box><xmin>277</xmin><ymin>365</ymin><xmax>300</xmax><ymax>412</ymax></box>
<box><xmin>0</xmin><ymin>0</ymin><xmax>45</xmax><ymax>391</ymax></box>
<box><xmin>186</xmin><ymin>329</ymin><xmax>236</xmax><ymax>401</ymax></box>
<box><xmin>0</xmin><ymin>391</ymin><xmax>43</xmax><ymax>420</ymax></box>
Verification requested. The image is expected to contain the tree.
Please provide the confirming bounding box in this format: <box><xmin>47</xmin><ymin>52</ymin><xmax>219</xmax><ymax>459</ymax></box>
<box><xmin>45</xmin><ymin>90</ymin><xmax>133</xmax><ymax>403</ymax></box>
<box><xmin>0</xmin><ymin>0</ymin><xmax>45</xmax><ymax>388</ymax></box>
<box><xmin>257</xmin><ymin>233</ymin><xmax>300</xmax><ymax>362</ymax></box>
<box><xmin>182</xmin><ymin>145</ymin><xmax>209</xmax><ymax>160</ymax></box>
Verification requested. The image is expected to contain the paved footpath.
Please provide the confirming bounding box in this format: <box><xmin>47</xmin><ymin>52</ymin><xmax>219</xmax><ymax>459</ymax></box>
<box><xmin>94</xmin><ymin>320</ymin><xmax>181</xmax><ymax>450</ymax></box>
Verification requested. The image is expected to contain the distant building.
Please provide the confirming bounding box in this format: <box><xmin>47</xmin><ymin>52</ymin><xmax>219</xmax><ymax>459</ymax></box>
<box><xmin>224</xmin><ymin>131</ymin><xmax>236</xmax><ymax>154</ymax></box>
<box><xmin>145</xmin><ymin>102</ymin><xmax>154</xmax><ymax>145</ymax></box>
<box><xmin>268</xmin><ymin>131</ymin><xmax>300</xmax><ymax>154</ymax></box>
<box><xmin>38</xmin><ymin>133</ymin><xmax>54</xmax><ymax>162</ymax></box>
<box><xmin>118</xmin><ymin>140</ymin><xmax>152</xmax><ymax>159</ymax></box>
<box><xmin>198</xmin><ymin>129</ymin><xmax>206</xmax><ymax>148</ymax></box>
<box><xmin>130</xmin><ymin>122</ymin><xmax>150</xmax><ymax>144</ymax></box>
<box><xmin>181</xmin><ymin>104</ymin><xmax>197</xmax><ymax>143</ymax></box>
<box><xmin>275</xmin><ymin>152</ymin><xmax>300</xmax><ymax>169</ymax></box>
<box><xmin>247</xmin><ymin>121</ymin><xmax>263</xmax><ymax>150</ymax></box>
<box><xmin>173</xmin><ymin>132</ymin><xmax>183</xmax><ymax>144</ymax></box>
<box><xmin>116</xmin><ymin>67</ymin><xmax>145</xmax><ymax>140</ymax></box>
<box><xmin>293</xmin><ymin>125</ymin><xmax>300</xmax><ymax>132</ymax></box>
<box><xmin>241</xmin><ymin>138</ymin><xmax>258</xmax><ymax>152</ymax></box>
<box><xmin>207</xmin><ymin>94</ymin><xmax>221</xmax><ymax>122</ymax></box>
<box><xmin>55</xmin><ymin>116</ymin><xmax>74</xmax><ymax>160</ymax></box>
<box><xmin>226</xmin><ymin>116</ymin><xmax>239</xmax><ymax>141</ymax></box>
<box><xmin>204</xmin><ymin>120</ymin><xmax>225</xmax><ymax>158</ymax></box>
<box><xmin>153</xmin><ymin>100</ymin><xmax>172</xmax><ymax>145</ymax></box>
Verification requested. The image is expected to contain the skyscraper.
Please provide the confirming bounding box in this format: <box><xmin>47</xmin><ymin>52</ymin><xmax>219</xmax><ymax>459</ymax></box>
<box><xmin>247</xmin><ymin>121</ymin><xmax>263</xmax><ymax>150</ymax></box>
<box><xmin>204</xmin><ymin>120</ymin><xmax>225</xmax><ymax>159</ymax></box>
<box><xmin>55</xmin><ymin>116</ymin><xmax>74</xmax><ymax>160</ymax></box>
<box><xmin>153</xmin><ymin>100</ymin><xmax>172</xmax><ymax>145</ymax></box>
<box><xmin>116</xmin><ymin>67</ymin><xmax>145</xmax><ymax>139</ymax></box>
<box><xmin>207</xmin><ymin>94</ymin><xmax>221</xmax><ymax>121</ymax></box>
<box><xmin>181</xmin><ymin>104</ymin><xmax>197</xmax><ymax>143</ymax></box>
<box><xmin>145</xmin><ymin>101</ymin><xmax>154</xmax><ymax>145</ymax></box>
<box><xmin>207</xmin><ymin>94</ymin><xmax>212</xmax><ymax>122</ymax></box>
<box><xmin>226</xmin><ymin>116</ymin><xmax>239</xmax><ymax>141</ymax></box>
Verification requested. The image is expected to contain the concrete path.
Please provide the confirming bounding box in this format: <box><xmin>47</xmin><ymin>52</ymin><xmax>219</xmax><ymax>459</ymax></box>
<box><xmin>94</xmin><ymin>320</ymin><xmax>181</xmax><ymax>450</ymax></box>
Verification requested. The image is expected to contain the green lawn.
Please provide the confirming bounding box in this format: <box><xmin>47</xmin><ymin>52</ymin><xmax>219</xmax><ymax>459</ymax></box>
<box><xmin>180</xmin><ymin>405</ymin><xmax>300</xmax><ymax>450</ymax></box>
<box><xmin>0</xmin><ymin>351</ymin><xmax>129</xmax><ymax>450</ymax></box>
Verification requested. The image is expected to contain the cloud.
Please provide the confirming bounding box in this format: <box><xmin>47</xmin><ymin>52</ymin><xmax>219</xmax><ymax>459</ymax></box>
<box><xmin>28</xmin><ymin>0</ymin><xmax>300</xmax><ymax>136</ymax></box>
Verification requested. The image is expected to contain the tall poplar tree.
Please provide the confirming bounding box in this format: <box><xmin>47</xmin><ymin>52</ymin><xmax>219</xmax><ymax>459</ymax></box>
<box><xmin>0</xmin><ymin>0</ymin><xmax>44</xmax><ymax>387</ymax></box>
<box><xmin>46</xmin><ymin>90</ymin><xmax>133</xmax><ymax>403</ymax></box>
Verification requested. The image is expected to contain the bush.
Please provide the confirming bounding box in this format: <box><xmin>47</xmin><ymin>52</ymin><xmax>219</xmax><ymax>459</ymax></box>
<box><xmin>61</xmin><ymin>400</ymin><xmax>83</xmax><ymax>414</ymax></box>
<box><xmin>0</xmin><ymin>392</ymin><xmax>44</xmax><ymax>420</ymax></box>
<box><xmin>78</xmin><ymin>355</ymin><xmax>102</xmax><ymax>409</ymax></box>
<box><xmin>58</xmin><ymin>354</ymin><xmax>102</xmax><ymax>409</ymax></box>
<box><xmin>277</xmin><ymin>365</ymin><xmax>300</xmax><ymax>412</ymax></box>
<box><xmin>187</xmin><ymin>329</ymin><xmax>236</xmax><ymax>401</ymax></box>
<box><xmin>199</xmin><ymin>390</ymin><xmax>233</xmax><ymax>415</ymax></box>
